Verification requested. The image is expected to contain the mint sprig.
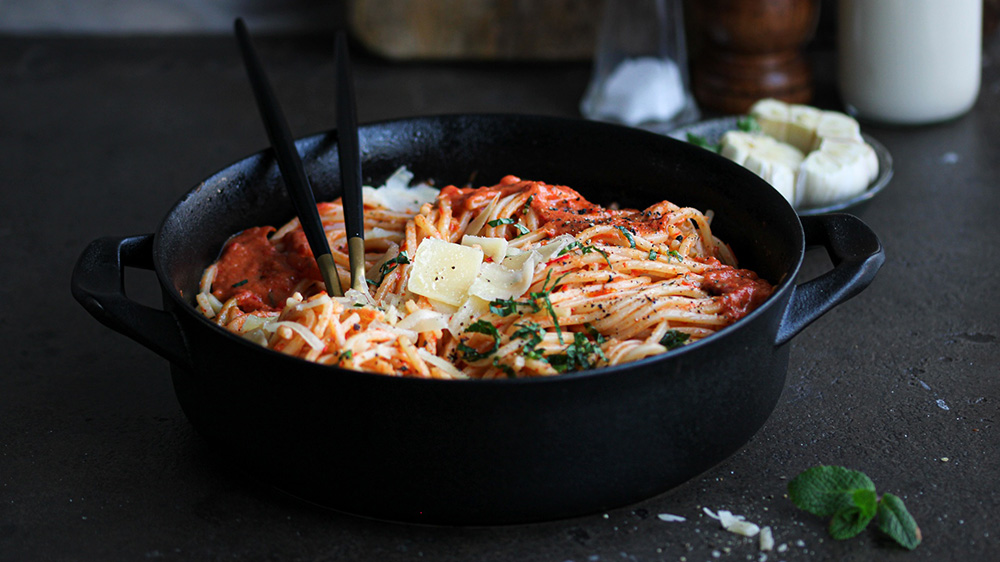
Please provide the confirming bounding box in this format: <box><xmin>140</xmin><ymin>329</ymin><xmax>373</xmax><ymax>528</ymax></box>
<box><xmin>788</xmin><ymin>465</ymin><xmax>921</xmax><ymax>550</ymax></box>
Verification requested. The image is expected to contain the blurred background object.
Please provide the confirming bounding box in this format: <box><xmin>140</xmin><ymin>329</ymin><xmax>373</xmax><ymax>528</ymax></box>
<box><xmin>0</xmin><ymin>0</ymin><xmax>339</xmax><ymax>34</ymax></box>
<box><xmin>838</xmin><ymin>0</ymin><xmax>982</xmax><ymax>125</ymax></box>
<box><xmin>349</xmin><ymin>0</ymin><xmax>602</xmax><ymax>60</ymax></box>
<box><xmin>686</xmin><ymin>0</ymin><xmax>821</xmax><ymax>114</ymax></box>
<box><xmin>579</xmin><ymin>0</ymin><xmax>698</xmax><ymax>131</ymax></box>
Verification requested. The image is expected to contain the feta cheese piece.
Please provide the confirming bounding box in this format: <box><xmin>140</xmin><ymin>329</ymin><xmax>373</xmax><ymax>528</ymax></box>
<box><xmin>407</xmin><ymin>238</ymin><xmax>484</xmax><ymax>306</ymax></box>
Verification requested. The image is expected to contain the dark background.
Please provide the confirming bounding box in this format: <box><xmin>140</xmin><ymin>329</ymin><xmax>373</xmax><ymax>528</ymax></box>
<box><xmin>2</xmin><ymin>2</ymin><xmax>999</xmax><ymax>561</ymax></box>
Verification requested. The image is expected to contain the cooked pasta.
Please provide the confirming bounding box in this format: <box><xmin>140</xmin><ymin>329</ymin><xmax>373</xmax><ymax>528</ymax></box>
<box><xmin>196</xmin><ymin>167</ymin><xmax>773</xmax><ymax>379</ymax></box>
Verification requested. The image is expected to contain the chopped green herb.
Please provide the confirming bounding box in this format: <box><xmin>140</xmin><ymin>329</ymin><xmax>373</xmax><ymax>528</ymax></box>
<box><xmin>512</xmin><ymin>321</ymin><xmax>546</xmax><ymax>359</ymax></box>
<box><xmin>788</xmin><ymin>465</ymin><xmax>921</xmax><ymax>550</ymax></box>
<box><xmin>490</xmin><ymin>297</ymin><xmax>538</xmax><ymax>317</ymax></box>
<box><xmin>648</xmin><ymin>249</ymin><xmax>658</xmax><ymax>261</ymax></box>
<box><xmin>686</xmin><ymin>132</ymin><xmax>721</xmax><ymax>153</ymax></box>
<box><xmin>559</xmin><ymin>241</ymin><xmax>612</xmax><ymax>269</ymax></box>
<box><xmin>231</xmin><ymin>279</ymin><xmax>249</xmax><ymax>288</ymax></box>
<box><xmin>737</xmin><ymin>115</ymin><xmax>761</xmax><ymax>133</ymax></box>
<box><xmin>492</xmin><ymin>357</ymin><xmax>517</xmax><ymax>378</ymax></box>
<box><xmin>659</xmin><ymin>330</ymin><xmax>690</xmax><ymax>350</ymax></box>
<box><xmin>615</xmin><ymin>225</ymin><xmax>636</xmax><ymax>248</ymax></box>
<box><xmin>376</xmin><ymin>251</ymin><xmax>410</xmax><ymax>284</ymax></box>
<box><xmin>457</xmin><ymin>319</ymin><xmax>500</xmax><ymax>362</ymax></box>
<box><xmin>667</xmin><ymin>250</ymin><xmax>683</xmax><ymax>262</ymax></box>
<box><xmin>339</xmin><ymin>349</ymin><xmax>353</xmax><ymax>361</ymax></box>
<box><xmin>488</xmin><ymin>217</ymin><xmax>529</xmax><ymax>237</ymax></box>
<box><xmin>548</xmin><ymin>331</ymin><xmax>605</xmax><ymax>373</ymax></box>
<box><xmin>522</xmin><ymin>195</ymin><xmax>534</xmax><ymax>214</ymax></box>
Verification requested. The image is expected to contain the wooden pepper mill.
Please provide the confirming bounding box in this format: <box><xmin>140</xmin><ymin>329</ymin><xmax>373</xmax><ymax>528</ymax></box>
<box><xmin>688</xmin><ymin>0</ymin><xmax>820</xmax><ymax>114</ymax></box>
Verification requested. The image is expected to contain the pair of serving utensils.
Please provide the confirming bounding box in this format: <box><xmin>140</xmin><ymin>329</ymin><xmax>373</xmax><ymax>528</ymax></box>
<box><xmin>234</xmin><ymin>18</ymin><xmax>366</xmax><ymax>297</ymax></box>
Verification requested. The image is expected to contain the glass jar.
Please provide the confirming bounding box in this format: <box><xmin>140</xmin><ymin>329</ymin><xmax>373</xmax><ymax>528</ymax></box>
<box><xmin>580</xmin><ymin>0</ymin><xmax>698</xmax><ymax>131</ymax></box>
<box><xmin>838</xmin><ymin>0</ymin><xmax>982</xmax><ymax>125</ymax></box>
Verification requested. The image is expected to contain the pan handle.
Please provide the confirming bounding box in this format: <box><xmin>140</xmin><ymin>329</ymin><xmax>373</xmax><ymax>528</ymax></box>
<box><xmin>775</xmin><ymin>213</ymin><xmax>885</xmax><ymax>346</ymax></box>
<box><xmin>71</xmin><ymin>234</ymin><xmax>193</xmax><ymax>370</ymax></box>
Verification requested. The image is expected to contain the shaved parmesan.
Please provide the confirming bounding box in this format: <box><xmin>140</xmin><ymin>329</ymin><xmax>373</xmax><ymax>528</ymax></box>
<box><xmin>467</xmin><ymin>251</ymin><xmax>537</xmax><ymax>302</ymax></box>
<box><xmin>462</xmin><ymin>234</ymin><xmax>508</xmax><ymax>262</ymax></box>
<box><xmin>448</xmin><ymin>295</ymin><xmax>490</xmax><ymax>336</ymax></box>
<box><xmin>362</xmin><ymin>167</ymin><xmax>438</xmax><ymax>214</ymax></box>
<box><xmin>465</xmin><ymin>193</ymin><xmax>501</xmax><ymax>235</ymax></box>
<box><xmin>272</xmin><ymin>321</ymin><xmax>326</xmax><ymax>351</ymax></box>
<box><xmin>395</xmin><ymin>308</ymin><xmax>449</xmax><ymax>333</ymax></box>
<box><xmin>408</xmin><ymin>238</ymin><xmax>484</xmax><ymax>306</ymax></box>
<box><xmin>759</xmin><ymin>526</ymin><xmax>774</xmax><ymax>551</ymax></box>
<box><xmin>417</xmin><ymin>348</ymin><xmax>469</xmax><ymax>379</ymax></box>
<box><xmin>703</xmin><ymin>507</ymin><xmax>762</xmax><ymax>538</ymax></box>
<box><xmin>531</xmin><ymin>234</ymin><xmax>577</xmax><ymax>262</ymax></box>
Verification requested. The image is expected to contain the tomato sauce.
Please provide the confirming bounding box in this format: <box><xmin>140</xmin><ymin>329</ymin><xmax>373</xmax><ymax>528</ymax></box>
<box><xmin>211</xmin><ymin>226</ymin><xmax>321</xmax><ymax>312</ymax></box>
<box><xmin>701</xmin><ymin>266</ymin><xmax>774</xmax><ymax>320</ymax></box>
<box><xmin>439</xmin><ymin>176</ymin><xmax>679</xmax><ymax>238</ymax></box>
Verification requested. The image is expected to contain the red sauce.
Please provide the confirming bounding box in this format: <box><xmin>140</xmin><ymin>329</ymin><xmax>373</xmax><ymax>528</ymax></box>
<box><xmin>439</xmin><ymin>176</ymin><xmax>680</xmax><ymax>238</ymax></box>
<box><xmin>211</xmin><ymin>177</ymin><xmax>774</xmax><ymax>321</ymax></box>
<box><xmin>211</xmin><ymin>226</ymin><xmax>320</xmax><ymax>312</ymax></box>
<box><xmin>701</xmin><ymin>266</ymin><xmax>774</xmax><ymax>320</ymax></box>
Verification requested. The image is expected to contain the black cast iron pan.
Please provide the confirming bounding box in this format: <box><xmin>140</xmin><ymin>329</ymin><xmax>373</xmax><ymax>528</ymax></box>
<box><xmin>72</xmin><ymin>114</ymin><xmax>883</xmax><ymax>525</ymax></box>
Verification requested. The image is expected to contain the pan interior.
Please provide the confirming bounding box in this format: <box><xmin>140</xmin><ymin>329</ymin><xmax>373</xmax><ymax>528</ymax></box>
<box><xmin>156</xmin><ymin>114</ymin><xmax>803</xmax><ymax>317</ymax></box>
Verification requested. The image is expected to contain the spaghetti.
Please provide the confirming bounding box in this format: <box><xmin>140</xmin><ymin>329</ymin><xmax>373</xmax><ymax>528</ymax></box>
<box><xmin>196</xmin><ymin>168</ymin><xmax>773</xmax><ymax>379</ymax></box>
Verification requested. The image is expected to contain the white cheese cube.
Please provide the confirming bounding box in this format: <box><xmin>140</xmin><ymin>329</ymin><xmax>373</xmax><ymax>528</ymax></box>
<box><xmin>407</xmin><ymin>238</ymin><xmax>484</xmax><ymax>306</ymax></box>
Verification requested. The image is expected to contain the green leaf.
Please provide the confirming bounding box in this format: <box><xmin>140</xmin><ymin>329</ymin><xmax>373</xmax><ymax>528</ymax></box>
<box><xmin>787</xmin><ymin>465</ymin><xmax>876</xmax><ymax>517</ymax></box>
<box><xmin>686</xmin><ymin>132</ymin><xmax>720</xmax><ymax>153</ymax></box>
<box><xmin>737</xmin><ymin>115</ymin><xmax>761</xmax><ymax>133</ymax></box>
<box><xmin>877</xmin><ymin>493</ymin><xmax>922</xmax><ymax>550</ymax></box>
<box><xmin>659</xmin><ymin>330</ymin><xmax>689</xmax><ymax>350</ymax></box>
<box><xmin>614</xmin><ymin>225</ymin><xmax>636</xmax><ymax>248</ymax></box>
<box><xmin>457</xmin><ymin>319</ymin><xmax>500</xmax><ymax>362</ymax></box>
<box><xmin>828</xmin><ymin>489</ymin><xmax>878</xmax><ymax>540</ymax></box>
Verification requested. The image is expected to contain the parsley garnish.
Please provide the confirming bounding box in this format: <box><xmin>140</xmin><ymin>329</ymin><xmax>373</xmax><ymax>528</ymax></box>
<box><xmin>489</xmin><ymin>297</ymin><xmax>533</xmax><ymax>317</ymax></box>
<box><xmin>615</xmin><ymin>225</ymin><xmax>636</xmax><ymax>248</ymax></box>
<box><xmin>488</xmin><ymin>271</ymin><xmax>567</xmax><ymax>342</ymax></box>
<box><xmin>231</xmin><ymin>279</ymin><xmax>249</xmax><ymax>288</ymax></box>
<box><xmin>522</xmin><ymin>195</ymin><xmax>534</xmax><ymax>214</ymax></box>
<box><xmin>488</xmin><ymin>217</ymin><xmax>529</xmax><ymax>236</ymax></box>
<box><xmin>686</xmin><ymin>116</ymin><xmax>758</xmax><ymax>153</ymax></box>
<box><xmin>559</xmin><ymin>240</ymin><xmax>612</xmax><ymax>269</ymax></box>
<box><xmin>788</xmin><ymin>466</ymin><xmax>921</xmax><ymax>550</ymax></box>
<box><xmin>686</xmin><ymin>132</ymin><xmax>720</xmax><ymax>153</ymax></box>
<box><xmin>492</xmin><ymin>357</ymin><xmax>517</xmax><ymax>378</ymax></box>
<box><xmin>374</xmin><ymin>251</ymin><xmax>410</xmax><ymax>285</ymax></box>
<box><xmin>511</xmin><ymin>321</ymin><xmax>546</xmax><ymax>359</ymax></box>
<box><xmin>737</xmin><ymin>115</ymin><xmax>761</xmax><ymax>133</ymax></box>
<box><xmin>456</xmin><ymin>319</ymin><xmax>500</xmax><ymax>363</ymax></box>
<box><xmin>659</xmin><ymin>330</ymin><xmax>690</xmax><ymax>350</ymax></box>
<box><xmin>667</xmin><ymin>250</ymin><xmax>683</xmax><ymax>262</ymax></box>
<box><xmin>530</xmin><ymin>270</ymin><xmax>567</xmax><ymax>343</ymax></box>
<box><xmin>548</xmin><ymin>330</ymin><xmax>606</xmax><ymax>373</ymax></box>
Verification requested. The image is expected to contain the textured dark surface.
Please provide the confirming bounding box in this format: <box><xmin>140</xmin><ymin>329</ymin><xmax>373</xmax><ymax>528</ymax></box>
<box><xmin>2</xmin><ymin>34</ymin><xmax>999</xmax><ymax>561</ymax></box>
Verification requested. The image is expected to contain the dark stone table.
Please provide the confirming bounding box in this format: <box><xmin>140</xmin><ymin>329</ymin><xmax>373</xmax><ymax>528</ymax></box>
<box><xmin>2</xmin><ymin>33</ymin><xmax>997</xmax><ymax>561</ymax></box>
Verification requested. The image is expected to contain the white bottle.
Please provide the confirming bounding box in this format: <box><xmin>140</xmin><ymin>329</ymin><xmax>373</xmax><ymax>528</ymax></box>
<box><xmin>838</xmin><ymin>0</ymin><xmax>981</xmax><ymax>125</ymax></box>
